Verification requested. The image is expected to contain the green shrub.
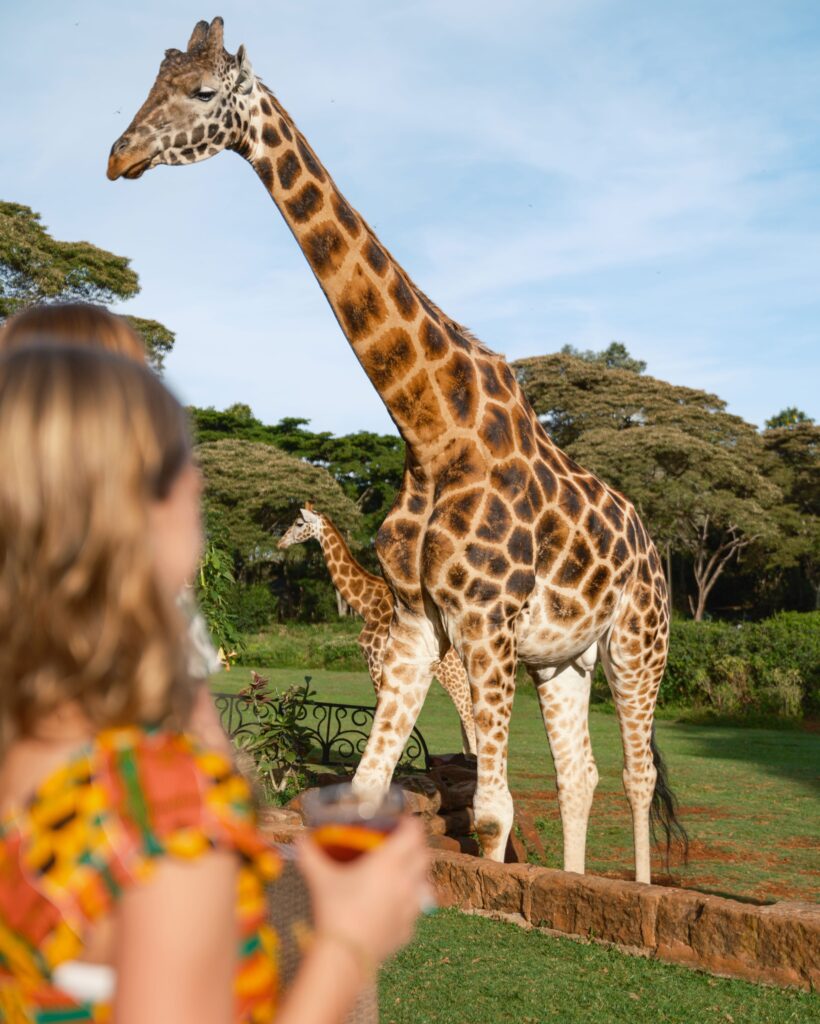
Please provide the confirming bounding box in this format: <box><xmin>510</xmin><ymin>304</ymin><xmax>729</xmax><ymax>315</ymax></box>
<box><xmin>661</xmin><ymin>612</ymin><xmax>819</xmax><ymax>720</ymax></box>
<box><xmin>231</xmin><ymin>583</ymin><xmax>279</xmax><ymax>633</ymax></box>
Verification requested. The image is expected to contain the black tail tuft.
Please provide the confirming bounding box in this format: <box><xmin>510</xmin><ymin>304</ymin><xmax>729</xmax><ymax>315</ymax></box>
<box><xmin>650</xmin><ymin>725</ymin><xmax>689</xmax><ymax>867</ymax></box>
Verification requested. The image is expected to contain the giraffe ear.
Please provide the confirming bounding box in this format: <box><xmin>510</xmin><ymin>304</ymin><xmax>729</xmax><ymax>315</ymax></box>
<box><xmin>235</xmin><ymin>45</ymin><xmax>254</xmax><ymax>94</ymax></box>
<box><xmin>206</xmin><ymin>16</ymin><xmax>225</xmax><ymax>53</ymax></box>
<box><xmin>186</xmin><ymin>20</ymin><xmax>209</xmax><ymax>52</ymax></box>
<box><xmin>300</xmin><ymin>506</ymin><xmax>319</xmax><ymax>524</ymax></box>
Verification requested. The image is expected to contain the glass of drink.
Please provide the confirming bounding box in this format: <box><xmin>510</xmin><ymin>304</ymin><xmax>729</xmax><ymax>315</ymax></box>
<box><xmin>301</xmin><ymin>782</ymin><xmax>404</xmax><ymax>862</ymax></box>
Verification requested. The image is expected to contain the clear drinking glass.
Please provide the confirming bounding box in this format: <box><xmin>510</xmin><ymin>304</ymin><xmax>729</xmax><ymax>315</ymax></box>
<box><xmin>301</xmin><ymin>782</ymin><xmax>405</xmax><ymax>862</ymax></box>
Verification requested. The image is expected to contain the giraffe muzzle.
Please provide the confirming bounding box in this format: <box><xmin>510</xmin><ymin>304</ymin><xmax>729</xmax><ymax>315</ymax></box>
<box><xmin>106</xmin><ymin>137</ymin><xmax>156</xmax><ymax>181</ymax></box>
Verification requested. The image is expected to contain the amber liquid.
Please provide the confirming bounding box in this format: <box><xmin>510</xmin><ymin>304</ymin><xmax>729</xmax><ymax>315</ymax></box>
<box><xmin>313</xmin><ymin>820</ymin><xmax>397</xmax><ymax>862</ymax></box>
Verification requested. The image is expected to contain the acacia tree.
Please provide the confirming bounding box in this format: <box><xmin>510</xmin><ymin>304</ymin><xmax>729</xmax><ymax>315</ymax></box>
<box><xmin>0</xmin><ymin>200</ymin><xmax>174</xmax><ymax>370</ymax></box>
<box><xmin>762</xmin><ymin>420</ymin><xmax>820</xmax><ymax>609</ymax></box>
<box><xmin>515</xmin><ymin>351</ymin><xmax>783</xmax><ymax>619</ymax></box>
<box><xmin>560</xmin><ymin>340</ymin><xmax>647</xmax><ymax>374</ymax></box>
<box><xmin>196</xmin><ymin>439</ymin><xmax>365</xmax><ymax>620</ymax></box>
<box><xmin>190</xmin><ymin>407</ymin><xmax>405</xmax><ymax>549</ymax></box>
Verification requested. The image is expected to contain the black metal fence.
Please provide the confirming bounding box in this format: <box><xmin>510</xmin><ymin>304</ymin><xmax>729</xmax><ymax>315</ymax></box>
<box><xmin>213</xmin><ymin>691</ymin><xmax>430</xmax><ymax>771</ymax></box>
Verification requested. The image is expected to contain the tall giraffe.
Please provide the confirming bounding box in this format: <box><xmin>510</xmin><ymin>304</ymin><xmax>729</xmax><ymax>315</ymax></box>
<box><xmin>108</xmin><ymin>17</ymin><xmax>685</xmax><ymax>881</ymax></box>
<box><xmin>277</xmin><ymin>505</ymin><xmax>477</xmax><ymax>756</ymax></box>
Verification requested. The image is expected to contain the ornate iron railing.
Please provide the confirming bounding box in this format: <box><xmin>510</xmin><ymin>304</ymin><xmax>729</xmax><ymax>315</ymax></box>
<box><xmin>213</xmin><ymin>687</ymin><xmax>430</xmax><ymax>771</ymax></box>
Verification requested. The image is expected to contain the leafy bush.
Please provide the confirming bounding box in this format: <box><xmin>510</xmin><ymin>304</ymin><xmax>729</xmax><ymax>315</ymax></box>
<box><xmin>233</xmin><ymin>672</ymin><xmax>317</xmax><ymax>803</ymax></box>
<box><xmin>661</xmin><ymin>612</ymin><xmax>819</xmax><ymax>719</ymax></box>
<box><xmin>195</xmin><ymin>540</ymin><xmax>243</xmax><ymax>664</ymax></box>
<box><xmin>231</xmin><ymin>583</ymin><xmax>279</xmax><ymax>633</ymax></box>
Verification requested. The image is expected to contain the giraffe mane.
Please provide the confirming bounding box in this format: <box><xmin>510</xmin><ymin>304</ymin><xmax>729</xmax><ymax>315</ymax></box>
<box><xmin>255</xmin><ymin>79</ymin><xmax>499</xmax><ymax>360</ymax></box>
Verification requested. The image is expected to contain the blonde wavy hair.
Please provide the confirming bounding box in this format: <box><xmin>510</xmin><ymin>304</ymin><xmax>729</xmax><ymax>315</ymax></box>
<box><xmin>0</xmin><ymin>303</ymin><xmax>147</xmax><ymax>362</ymax></box>
<box><xmin>0</xmin><ymin>346</ymin><xmax>194</xmax><ymax>754</ymax></box>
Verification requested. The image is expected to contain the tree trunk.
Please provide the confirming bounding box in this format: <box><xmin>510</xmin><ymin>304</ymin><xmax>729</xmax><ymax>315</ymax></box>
<box><xmin>335</xmin><ymin>588</ymin><xmax>351</xmax><ymax>617</ymax></box>
<box><xmin>688</xmin><ymin>518</ymin><xmax>751</xmax><ymax>621</ymax></box>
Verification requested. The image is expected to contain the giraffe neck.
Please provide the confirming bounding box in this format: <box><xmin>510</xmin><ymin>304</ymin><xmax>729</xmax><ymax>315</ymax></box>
<box><xmin>239</xmin><ymin>79</ymin><xmax>506</xmax><ymax>460</ymax></box>
<box><xmin>316</xmin><ymin>517</ymin><xmax>389</xmax><ymax>618</ymax></box>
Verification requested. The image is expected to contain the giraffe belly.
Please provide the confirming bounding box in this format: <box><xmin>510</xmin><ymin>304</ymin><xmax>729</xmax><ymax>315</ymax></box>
<box><xmin>514</xmin><ymin>588</ymin><xmax>607</xmax><ymax>669</ymax></box>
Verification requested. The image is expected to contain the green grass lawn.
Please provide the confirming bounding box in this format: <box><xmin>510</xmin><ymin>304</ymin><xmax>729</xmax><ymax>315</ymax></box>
<box><xmin>212</xmin><ymin>666</ymin><xmax>820</xmax><ymax>903</ymax></box>
<box><xmin>379</xmin><ymin>909</ymin><xmax>817</xmax><ymax>1023</ymax></box>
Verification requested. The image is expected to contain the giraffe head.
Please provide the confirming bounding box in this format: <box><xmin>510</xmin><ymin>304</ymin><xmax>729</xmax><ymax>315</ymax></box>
<box><xmin>277</xmin><ymin>505</ymin><xmax>323</xmax><ymax>550</ymax></box>
<box><xmin>107</xmin><ymin>17</ymin><xmax>255</xmax><ymax>181</ymax></box>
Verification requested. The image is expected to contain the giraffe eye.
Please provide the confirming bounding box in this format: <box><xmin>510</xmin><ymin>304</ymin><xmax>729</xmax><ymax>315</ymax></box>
<box><xmin>193</xmin><ymin>87</ymin><xmax>216</xmax><ymax>102</ymax></box>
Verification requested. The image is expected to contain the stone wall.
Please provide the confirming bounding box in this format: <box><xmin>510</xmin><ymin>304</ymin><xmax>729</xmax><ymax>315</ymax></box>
<box><xmin>430</xmin><ymin>851</ymin><xmax>820</xmax><ymax>992</ymax></box>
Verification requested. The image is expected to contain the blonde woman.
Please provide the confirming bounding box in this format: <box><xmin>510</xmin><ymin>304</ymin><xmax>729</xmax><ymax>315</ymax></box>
<box><xmin>0</xmin><ymin>347</ymin><xmax>427</xmax><ymax>1023</ymax></box>
<box><xmin>0</xmin><ymin>302</ymin><xmax>228</xmax><ymax>752</ymax></box>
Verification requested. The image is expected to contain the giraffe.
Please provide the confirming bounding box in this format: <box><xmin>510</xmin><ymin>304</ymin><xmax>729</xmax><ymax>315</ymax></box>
<box><xmin>108</xmin><ymin>17</ymin><xmax>686</xmax><ymax>881</ymax></box>
<box><xmin>277</xmin><ymin>504</ymin><xmax>477</xmax><ymax>757</ymax></box>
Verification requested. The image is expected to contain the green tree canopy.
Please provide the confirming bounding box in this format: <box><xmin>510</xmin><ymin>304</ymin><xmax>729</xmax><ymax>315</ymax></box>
<box><xmin>190</xmin><ymin>408</ymin><xmax>405</xmax><ymax>547</ymax></box>
<box><xmin>560</xmin><ymin>341</ymin><xmax>647</xmax><ymax>374</ymax></box>
<box><xmin>196</xmin><ymin>439</ymin><xmax>363</xmax><ymax>573</ymax></box>
<box><xmin>762</xmin><ymin>421</ymin><xmax>820</xmax><ymax>608</ymax></box>
<box><xmin>765</xmin><ymin>407</ymin><xmax>814</xmax><ymax>430</ymax></box>
<box><xmin>0</xmin><ymin>200</ymin><xmax>174</xmax><ymax>371</ymax></box>
<box><xmin>514</xmin><ymin>352</ymin><xmax>724</xmax><ymax>450</ymax></box>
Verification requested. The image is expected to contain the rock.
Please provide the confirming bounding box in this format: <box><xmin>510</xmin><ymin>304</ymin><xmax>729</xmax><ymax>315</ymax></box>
<box><xmin>422</xmin><ymin>814</ymin><xmax>448</xmax><ymax>837</ymax></box>
<box><xmin>257</xmin><ymin>806</ymin><xmax>304</xmax><ymax>829</ymax></box>
<box><xmin>455</xmin><ymin>836</ymin><xmax>481</xmax><ymax>857</ymax></box>
<box><xmin>429</xmin><ymin>851</ymin><xmax>532</xmax><ymax>915</ymax></box>
<box><xmin>258</xmin><ymin>821</ymin><xmax>306</xmax><ymax>845</ymax></box>
<box><xmin>397</xmin><ymin>775</ymin><xmax>443</xmax><ymax>815</ymax></box>
<box><xmin>430</xmin><ymin>765</ymin><xmax>477</xmax><ymax>787</ymax></box>
<box><xmin>429</xmin><ymin>850</ymin><xmax>483</xmax><ymax>909</ymax></box>
<box><xmin>429</xmin><ymin>753</ymin><xmax>478</xmax><ymax>770</ymax></box>
<box><xmin>534</xmin><ymin>870</ymin><xmax>663</xmax><ymax>949</ymax></box>
<box><xmin>425</xmin><ymin>849</ymin><xmax>820</xmax><ymax>990</ymax></box>
<box><xmin>401</xmin><ymin>789</ymin><xmax>441</xmax><ymax>816</ymax></box>
<box><xmin>439</xmin><ymin>779</ymin><xmax>477</xmax><ymax>812</ymax></box>
<box><xmin>656</xmin><ymin>890</ymin><xmax>820</xmax><ymax>989</ymax></box>
<box><xmin>757</xmin><ymin>901</ymin><xmax>820</xmax><ymax>990</ymax></box>
<box><xmin>442</xmin><ymin>807</ymin><xmax>474</xmax><ymax>836</ymax></box>
<box><xmin>427</xmin><ymin>835</ymin><xmax>462</xmax><ymax>854</ymax></box>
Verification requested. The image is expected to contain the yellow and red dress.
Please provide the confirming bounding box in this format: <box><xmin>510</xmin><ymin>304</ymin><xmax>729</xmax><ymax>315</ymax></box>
<box><xmin>0</xmin><ymin>726</ymin><xmax>281</xmax><ymax>1022</ymax></box>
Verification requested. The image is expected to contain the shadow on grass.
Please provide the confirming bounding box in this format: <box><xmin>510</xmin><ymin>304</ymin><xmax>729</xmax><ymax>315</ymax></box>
<box><xmin>669</xmin><ymin>719</ymin><xmax>820</xmax><ymax>796</ymax></box>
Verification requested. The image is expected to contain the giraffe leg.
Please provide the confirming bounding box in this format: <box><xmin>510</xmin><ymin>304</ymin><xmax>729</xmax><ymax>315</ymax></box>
<box><xmin>352</xmin><ymin>613</ymin><xmax>437</xmax><ymax>799</ymax></box>
<box><xmin>599</xmin><ymin>619</ymin><xmax>665</xmax><ymax>885</ymax></box>
<box><xmin>531</xmin><ymin>646</ymin><xmax>598</xmax><ymax>875</ymax></box>
<box><xmin>357</xmin><ymin>623</ymin><xmax>385</xmax><ymax>695</ymax></box>
<box><xmin>434</xmin><ymin>647</ymin><xmax>477</xmax><ymax>756</ymax></box>
<box><xmin>458</xmin><ymin>634</ymin><xmax>516</xmax><ymax>862</ymax></box>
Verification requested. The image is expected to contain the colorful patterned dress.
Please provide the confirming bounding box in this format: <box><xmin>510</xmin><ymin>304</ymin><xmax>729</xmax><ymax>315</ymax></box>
<box><xmin>0</xmin><ymin>726</ymin><xmax>281</xmax><ymax>1022</ymax></box>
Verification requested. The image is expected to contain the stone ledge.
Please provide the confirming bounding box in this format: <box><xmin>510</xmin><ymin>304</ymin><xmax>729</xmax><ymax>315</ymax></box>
<box><xmin>430</xmin><ymin>851</ymin><xmax>819</xmax><ymax>991</ymax></box>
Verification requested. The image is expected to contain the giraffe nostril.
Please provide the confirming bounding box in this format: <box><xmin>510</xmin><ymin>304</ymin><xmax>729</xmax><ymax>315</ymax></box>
<box><xmin>112</xmin><ymin>136</ymin><xmax>130</xmax><ymax>155</ymax></box>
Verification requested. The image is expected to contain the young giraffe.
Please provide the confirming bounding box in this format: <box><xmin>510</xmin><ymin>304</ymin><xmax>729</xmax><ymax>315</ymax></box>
<box><xmin>277</xmin><ymin>505</ymin><xmax>477</xmax><ymax>756</ymax></box>
<box><xmin>108</xmin><ymin>17</ymin><xmax>685</xmax><ymax>881</ymax></box>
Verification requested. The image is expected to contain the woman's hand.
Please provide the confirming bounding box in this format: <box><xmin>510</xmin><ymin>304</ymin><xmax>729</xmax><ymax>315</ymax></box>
<box><xmin>296</xmin><ymin>815</ymin><xmax>430</xmax><ymax>967</ymax></box>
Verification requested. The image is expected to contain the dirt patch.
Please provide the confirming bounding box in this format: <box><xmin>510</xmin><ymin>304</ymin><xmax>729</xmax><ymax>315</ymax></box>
<box><xmin>778</xmin><ymin>834</ymin><xmax>819</xmax><ymax>850</ymax></box>
<box><xmin>676</xmin><ymin>804</ymin><xmax>731</xmax><ymax>819</ymax></box>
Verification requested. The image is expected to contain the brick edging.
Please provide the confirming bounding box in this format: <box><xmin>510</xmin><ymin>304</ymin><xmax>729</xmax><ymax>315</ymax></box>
<box><xmin>429</xmin><ymin>851</ymin><xmax>820</xmax><ymax>991</ymax></box>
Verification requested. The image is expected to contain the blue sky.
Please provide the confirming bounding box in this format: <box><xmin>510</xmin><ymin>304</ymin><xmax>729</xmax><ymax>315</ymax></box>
<box><xmin>2</xmin><ymin>1</ymin><xmax>818</xmax><ymax>434</ymax></box>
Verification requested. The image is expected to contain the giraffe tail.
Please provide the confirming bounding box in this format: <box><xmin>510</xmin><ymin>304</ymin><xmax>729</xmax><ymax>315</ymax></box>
<box><xmin>649</xmin><ymin>725</ymin><xmax>689</xmax><ymax>867</ymax></box>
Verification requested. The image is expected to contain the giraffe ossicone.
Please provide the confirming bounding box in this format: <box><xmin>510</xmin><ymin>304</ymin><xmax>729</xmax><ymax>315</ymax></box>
<box><xmin>110</xmin><ymin>16</ymin><xmax>686</xmax><ymax>883</ymax></box>
<box><xmin>277</xmin><ymin>506</ymin><xmax>477</xmax><ymax>757</ymax></box>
